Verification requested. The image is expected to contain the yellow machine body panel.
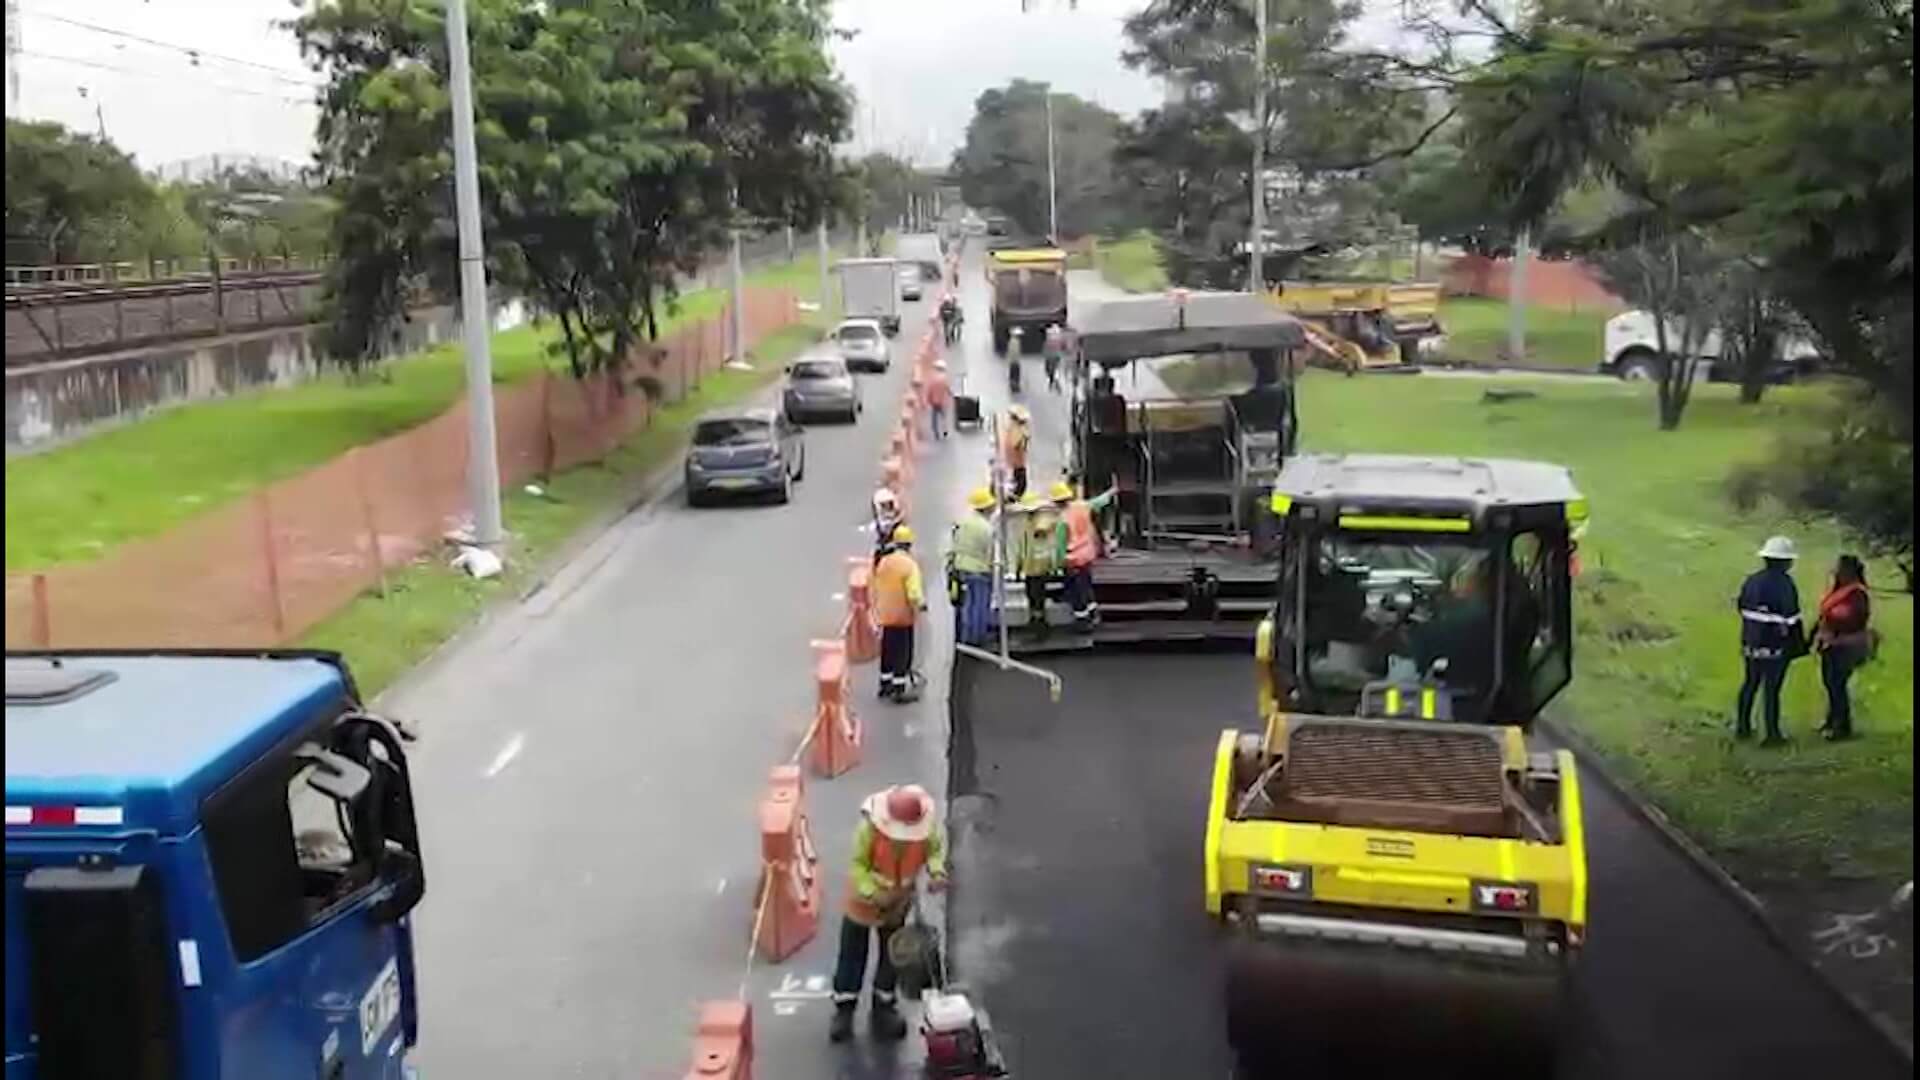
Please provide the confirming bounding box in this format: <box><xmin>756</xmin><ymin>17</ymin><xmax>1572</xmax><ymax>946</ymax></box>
<box><xmin>986</xmin><ymin>248</ymin><xmax>1068</xmax><ymax>272</ymax></box>
<box><xmin>1204</xmin><ymin>729</ymin><xmax>1589</xmax><ymax>932</ymax></box>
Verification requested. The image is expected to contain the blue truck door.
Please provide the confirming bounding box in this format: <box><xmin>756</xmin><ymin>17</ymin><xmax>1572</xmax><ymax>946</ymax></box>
<box><xmin>199</xmin><ymin>729</ymin><xmax>421</xmax><ymax>1078</ymax></box>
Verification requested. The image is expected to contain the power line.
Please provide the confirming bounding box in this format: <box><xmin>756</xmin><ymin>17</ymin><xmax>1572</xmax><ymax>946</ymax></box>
<box><xmin>18</xmin><ymin>8</ymin><xmax>323</xmax><ymax>87</ymax></box>
<box><xmin>20</xmin><ymin>49</ymin><xmax>318</xmax><ymax>105</ymax></box>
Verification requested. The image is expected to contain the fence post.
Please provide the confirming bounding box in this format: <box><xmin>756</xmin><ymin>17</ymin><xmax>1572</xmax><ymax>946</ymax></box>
<box><xmin>255</xmin><ymin>490</ymin><xmax>288</xmax><ymax>641</ymax></box>
<box><xmin>350</xmin><ymin>449</ymin><xmax>388</xmax><ymax>598</ymax></box>
<box><xmin>30</xmin><ymin>574</ymin><xmax>52</xmax><ymax>648</ymax></box>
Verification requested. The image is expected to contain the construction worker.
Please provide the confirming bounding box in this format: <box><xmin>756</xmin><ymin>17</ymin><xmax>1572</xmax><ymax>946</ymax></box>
<box><xmin>948</xmin><ymin>487</ymin><xmax>998</xmax><ymax>645</ymax></box>
<box><xmin>1042</xmin><ymin>324</ymin><xmax>1066</xmax><ymax>392</ymax></box>
<box><xmin>1735</xmin><ymin>535</ymin><xmax>1804</xmax><ymax>745</ymax></box>
<box><xmin>873</xmin><ymin>525</ymin><xmax>926</xmax><ymax>702</ymax></box>
<box><xmin>1014</xmin><ymin>491</ymin><xmax>1063</xmax><ymax>634</ymax></box>
<box><xmin>927</xmin><ymin>360</ymin><xmax>953</xmax><ymax>440</ymax></box>
<box><xmin>1050</xmin><ymin>480</ymin><xmax>1117</xmax><ymax>630</ymax></box>
<box><xmin>999</xmin><ymin>404</ymin><xmax>1032</xmax><ymax>499</ymax></box>
<box><xmin>830</xmin><ymin>784</ymin><xmax>949</xmax><ymax>1043</ymax></box>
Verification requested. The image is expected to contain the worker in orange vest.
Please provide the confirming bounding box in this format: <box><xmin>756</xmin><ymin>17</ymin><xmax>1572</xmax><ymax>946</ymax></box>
<box><xmin>872</xmin><ymin>525</ymin><xmax>926</xmax><ymax>702</ymax></box>
<box><xmin>999</xmin><ymin>405</ymin><xmax>1031</xmax><ymax>498</ymax></box>
<box><xmin>829</xmin><ymin>784</ymin><xmax>949</xmax><ymax>1042</ymax></box>
<box><xmin>1051</xmin><ymin>479</ymin><xmax>1117</xmax><ymax>630</ymax></box>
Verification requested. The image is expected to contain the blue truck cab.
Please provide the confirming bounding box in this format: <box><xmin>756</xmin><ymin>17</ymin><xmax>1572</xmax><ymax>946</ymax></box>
<box><xmin>5</xmin><ymin>651</ymin><xmax>426</xmax><ymax>1079</ymax></box>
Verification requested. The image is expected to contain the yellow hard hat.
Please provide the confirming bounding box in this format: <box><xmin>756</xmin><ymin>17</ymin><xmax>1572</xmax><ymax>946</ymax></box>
<box><xmin>1017</xmin><ymin>492</ymin><xmax>1045</xmax><ymax>511</ymax></box>
<box><xmin>892</xmin><ymin>524</ymin><xmax>915</xmax><ymax>545</ymax></box>
<box><xmin>967</xmin><ymin>487</ymin><xmax>996</xmax><ymax>510</ymax></box>
<box><xmin>1049</xmin><ymin>481</ymin><xmax>1075</xmax><ymax>503</ymax></box>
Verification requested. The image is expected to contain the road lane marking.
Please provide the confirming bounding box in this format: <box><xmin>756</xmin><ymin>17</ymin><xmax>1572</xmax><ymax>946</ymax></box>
<box><xmin>483</xmin><ymin>733</ymin><xmax>526</xmax><ymax>779</ymax></box>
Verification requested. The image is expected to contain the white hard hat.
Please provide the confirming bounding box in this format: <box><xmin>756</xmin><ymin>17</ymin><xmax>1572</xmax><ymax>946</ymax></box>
<box><xmin>1757</xmin><ymin>535</ymin><xmax>1798</xmax><ymax>560</ymax></box>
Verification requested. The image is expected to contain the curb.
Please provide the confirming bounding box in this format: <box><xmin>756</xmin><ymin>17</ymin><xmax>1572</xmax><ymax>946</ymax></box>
<box><xmin>1542</xmin><ymin>716</ymin><xmax>1915</xmax><ymax>1063</ymax></box>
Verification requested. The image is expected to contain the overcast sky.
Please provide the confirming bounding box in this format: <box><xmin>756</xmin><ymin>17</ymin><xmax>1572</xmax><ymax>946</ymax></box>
<box><xmin>6</xmin><ymin>0</ymin><xmax>1407</xmax><ymax>172</ymax></box>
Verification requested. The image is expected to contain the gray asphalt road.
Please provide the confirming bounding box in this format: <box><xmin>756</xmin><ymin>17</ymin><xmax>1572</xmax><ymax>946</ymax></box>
<box><xmin>388</xmin><ymin>287</ymin><xmax>970</xmax><ymax>1078</ymax></box>
<box><xmin>946</xmin><ymin>651</ymin><xmax>1910</xmax><ymax>1080</ymax></box>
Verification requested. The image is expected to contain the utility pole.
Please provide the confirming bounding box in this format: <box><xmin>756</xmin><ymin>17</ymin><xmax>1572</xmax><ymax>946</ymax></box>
<box><xmin>1507</xmin><ymin>229</ymin><xmax>1531</xmax><ymax>362</ymax></box>
<box><xmin>729</xmin><ymin>222</ymin><xmax>747</xmax><ymax>365</ymax></box>
<box><xmin>445</xmin><ymin>0</ymin><xmax>502</xmax><ymax>547</ymax></box>
<box><xmin>1248</xmin><ymin>0</ymin><xmax>1268</xmax><ymax>293</ymax></box>
<box><xmin>1045</xmin><ymin>90</ymin><xmax>1058</xmax><ymax>241</ymax></box>
<box><xmin>817</xmin><ymin>221</ymin><xmax>831</xmax><ymax>314</ymax></box>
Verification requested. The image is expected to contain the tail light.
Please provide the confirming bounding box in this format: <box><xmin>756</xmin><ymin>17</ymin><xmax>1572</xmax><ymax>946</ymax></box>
<box><xmin>1250</xmin><ymin>864</ymin><xmax>1313</xmax><ymax>897</ymax></box>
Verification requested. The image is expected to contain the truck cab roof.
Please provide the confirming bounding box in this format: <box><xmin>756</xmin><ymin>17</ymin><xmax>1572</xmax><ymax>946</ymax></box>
<box><xmin>1078</xmin><ymin>291</ymin><xmax>1307</xmax><ymax>367</ymax></box>
<box><xmin>5</xmin><ymin>652</ymin><xmax>351</xmax><ymax>836</ymax></box>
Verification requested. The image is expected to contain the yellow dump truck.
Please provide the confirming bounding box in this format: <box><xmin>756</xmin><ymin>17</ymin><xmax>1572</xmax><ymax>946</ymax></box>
<box><xmin>985</xmin><ymin>246</ymin><xmax>1069</xmax><ymax>355</ymax></box>
<box><xmin>1208</xmin><ymin>452</ymin><xmax>1589</xmax><ymax>1074</ymax></box>
<box><xmin>1267</xmin><ymin>280</ymin><xmax>1446</xmax><ymax>374</ymax></box>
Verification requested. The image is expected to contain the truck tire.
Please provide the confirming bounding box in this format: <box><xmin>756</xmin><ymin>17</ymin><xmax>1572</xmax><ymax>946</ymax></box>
<box><xmin>1614</xmin><ymin>347</ymin><xmax>1659</xmax><ymax>381</ymax></box>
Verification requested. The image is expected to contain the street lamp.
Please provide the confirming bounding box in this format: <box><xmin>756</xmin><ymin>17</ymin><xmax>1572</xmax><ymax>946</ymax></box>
<box><xmin>1249</xmin><ymin>0</ymin><xmax>1268</xmax><ymax>293</ymax></box>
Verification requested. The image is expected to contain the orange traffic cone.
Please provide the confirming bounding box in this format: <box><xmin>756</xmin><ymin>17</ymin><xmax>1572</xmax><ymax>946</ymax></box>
<box><xmin>753</xmin><ymin>765</ymin><xmax>821</xmax><ymax>963</ymax></box>
<box><xmin>845</xmin><ymin>558</ymin><xmax>880</xmax><ymax>663</ymax></box>
<box><xmin>807</xmin><ymin>638</ymin><xmax>861</xmax><ymax>778</ymax></box>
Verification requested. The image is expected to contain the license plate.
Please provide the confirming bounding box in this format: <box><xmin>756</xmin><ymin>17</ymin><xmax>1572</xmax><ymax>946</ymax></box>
<box><xmin>359</xmin><ymin>958</ymin><xmax>402</xmax><ymax>1055</ymax></box>
<box><xmin>710</xmin><ymin>478</ymin><xmax>758</xmax><ymax>490</ymax></box>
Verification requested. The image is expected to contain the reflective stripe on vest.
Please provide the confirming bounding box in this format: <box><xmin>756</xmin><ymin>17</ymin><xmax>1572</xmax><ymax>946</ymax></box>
<box><xmin>1063</xmin><ymin>502</ymin><xmax>1098</xmax><ymax>568</ymax></box>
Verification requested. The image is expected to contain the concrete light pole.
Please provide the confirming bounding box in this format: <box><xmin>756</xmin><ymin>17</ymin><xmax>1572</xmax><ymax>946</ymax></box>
<box><xmin>1507</xmin><ymin>228</ymin><xmax>1531</xmax><ymax>362</ymax></box>
<box><xmin>445</xmin><ymin>0</ymin><xmax>502</xmax><ymax>547</ymax></box>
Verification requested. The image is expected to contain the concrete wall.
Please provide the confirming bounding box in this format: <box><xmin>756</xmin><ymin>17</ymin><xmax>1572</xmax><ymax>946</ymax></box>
<box><xmin>5</xmin><ymin>300</ymin><xmax>528</xmax><ymax>454</ymax></box>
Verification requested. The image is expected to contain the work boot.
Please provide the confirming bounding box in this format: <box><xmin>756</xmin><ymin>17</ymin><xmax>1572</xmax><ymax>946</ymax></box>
<box><xmin>828</xmin><ymin>1004</ymin><xmax>856</xmax><ymax>1043</ymax></box>
<box><xmin>871</xmin><ymin>1001</ymin><xmax>908</xmax><ymax>1041</ymax></box>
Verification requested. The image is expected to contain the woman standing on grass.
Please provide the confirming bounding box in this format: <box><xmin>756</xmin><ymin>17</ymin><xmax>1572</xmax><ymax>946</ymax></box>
<box><xmin>1814</xmin><ymin>554</ymin><xmax>1874</xmax><ymax>741</ymax></box>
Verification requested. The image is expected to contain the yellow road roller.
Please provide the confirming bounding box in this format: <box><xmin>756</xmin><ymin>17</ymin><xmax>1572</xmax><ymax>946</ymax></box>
<box><xmin>1207</xmin><ymin>452</ymin><xmax>1590</xmax><ymax>1075</ymax></box>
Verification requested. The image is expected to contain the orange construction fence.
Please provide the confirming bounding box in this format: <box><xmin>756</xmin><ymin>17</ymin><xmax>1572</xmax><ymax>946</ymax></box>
<box><xmin>844</xmin><ymin>558</ymin><xmax>879</xmax><ymax>663</ymax></box>
<box><xmin>3</xmin><ymin>288</ymin><xmax>801</xmax><ymax>650</ymax></box>
<box><xmin>753</xmin><ymin>764</ymin><xmax>822</xmax><ymax>963</ymax></box>
<box><xmin>682</xmin><ymin>1000</ymin><xmax>753</xmax><ymax>1080</ymax></box>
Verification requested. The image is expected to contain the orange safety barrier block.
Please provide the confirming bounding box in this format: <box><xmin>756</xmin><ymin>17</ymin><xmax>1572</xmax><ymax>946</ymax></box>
<box><xmin>845</xmin><ymin>557</ymin><xmax>881</xmax><ymax>662</ymax></box>
<box><xmin>807</xmin><ymin>638</ymin><xmax>861</xmax><ymax>778</ymax></box>
<box><xmin>754</xmin><ymin>765</ymin><xmax>821</xmax><ymax>963</ymax></box>
<box><xmin>683</xmin><ymin>1000</ymin><xmax>753</xmax><ymax>1080</ymax></box>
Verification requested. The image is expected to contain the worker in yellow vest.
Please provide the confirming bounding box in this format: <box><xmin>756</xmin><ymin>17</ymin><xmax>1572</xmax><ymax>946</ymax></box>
<box><xmin>947</xmin><ymin>487</ymin><xmax>998</xmax><ymax>646</ymax></box>
<box><xmin>872</xmin><ymin>525</ymin><xmax>926</xmax><ymax>702</ymax></box>
<box><xmin>1012</xmin><ymin>491</ymin><xmax>1061</xmax><ymax>634</ymax></box>
<box><xmin>1051</xmin><ymin>480</ymin><xmax>1118</xmax><ymax>630</ymax></box>
<box><xmin>999</xmin><ymin>405</ymin><xmax>1032</xmax><ymax>498</ymax></box>
<box><xmin>829</xmin><ymin>784</ymin><xmax>949</xmax><ymax>1043</ymax></box>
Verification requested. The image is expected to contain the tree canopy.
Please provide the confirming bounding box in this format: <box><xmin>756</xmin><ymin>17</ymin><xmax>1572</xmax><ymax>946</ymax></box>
<box><xmin>5</xmin><ymin>120</ymin><xmax>155</xmax><ymax>265</ymax></box>
<box><xmin>294</xmin><ymin>0</ymin><xmax>851</xmax><ymax>375</ymax></box>
<box><xmin>950</xmin><ymin>80</ymin><xmax>1130</xmax><ymax>240</ymax></box>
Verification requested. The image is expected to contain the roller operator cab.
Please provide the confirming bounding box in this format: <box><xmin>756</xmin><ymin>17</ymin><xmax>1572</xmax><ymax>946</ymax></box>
<box><xmin>1208</xmin><ymin>454</ymin><xmax>1590</xmax><ymax>1073</ymax></box>
<box><xmin>4</xmin><ymin>651</ymin><xmax>426</xmax><ymax>1080</ymax></box>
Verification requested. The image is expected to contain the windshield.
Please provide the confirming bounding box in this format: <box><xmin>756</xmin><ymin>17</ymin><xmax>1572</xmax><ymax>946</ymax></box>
<box><xmin>790</xmin><ymin>360</ymin><xmax>844</xmax><ymax>380</ymax></box>
<box><xmin>692</xmin><ymin>418</ymin><xmax>772</xmax><ymax>446</ymax></box>
<box><xmin>1300</xmin><ymin>535</ymin><xmax>1497</xmax><ymax>698</ymax></box>
<box><xmin>838</xmin><ymin>325</ymin><xmax>880</xmax><ymax>344</ymax></box>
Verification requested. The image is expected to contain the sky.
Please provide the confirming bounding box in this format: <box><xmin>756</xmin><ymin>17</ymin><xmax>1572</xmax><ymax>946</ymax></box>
<box><xmin>5</xmin><ymin>0</ymin><xmax>1411</xmax><ymax>173</ymax></box>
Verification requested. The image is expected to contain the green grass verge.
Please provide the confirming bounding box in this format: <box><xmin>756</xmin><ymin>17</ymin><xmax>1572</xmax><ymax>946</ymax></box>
<box><xmin>6</xmin><ymin>259</ymin><xmax>827</xmax><ymax>571</ymax></box>
<box><xmin>1298</xmin><ymin>373</ymin><xmax>1912</xmax><ymax>883</ymax></box>
<box><xmin>1438</xmin><ymin>297</ymin><xmax>1610</xmax><ymax>371</ymax></box>
<box><xmin>1094</xmin><ymin>230</ymin><xmax>1170</xmax><ymax>293</ymax></box>
<box><xmin>298</xmin><ymin>320</ymin><xmax>824</xmax><ymax>699</ymax></box>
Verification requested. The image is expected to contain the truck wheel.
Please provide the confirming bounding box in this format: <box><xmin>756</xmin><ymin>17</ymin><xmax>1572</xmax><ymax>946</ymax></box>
<box><xmin>1615</xmin><ymin>348</ymin><xmax>1658</xmax><ymax>381</ymax></box>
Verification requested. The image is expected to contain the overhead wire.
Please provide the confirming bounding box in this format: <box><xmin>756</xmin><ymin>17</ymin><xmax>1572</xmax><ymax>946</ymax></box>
<box><xmin>19</xmin><ymin>50</ymin><xmax>319</xmax><ymax>106</ymax></box>
<box><xmin>17</xmin><ymin>7</ymin><xmax>324</xmax><ymax>88</ymax></box>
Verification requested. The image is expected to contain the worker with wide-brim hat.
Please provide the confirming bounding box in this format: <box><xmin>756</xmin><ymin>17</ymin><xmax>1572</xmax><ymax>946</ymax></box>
<box><xmin>830</xmin><ymin>783</ymin><xmax>949</xmax><ymax>1043</ymax></box>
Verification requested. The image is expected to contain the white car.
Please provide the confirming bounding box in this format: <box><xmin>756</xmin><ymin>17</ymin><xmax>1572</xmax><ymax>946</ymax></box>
<box><xmin>898</xmin><ymin>265</ymin><xmax>924</xmax><ymax>301</ymax></box>
<box><xmin>831</xmin><ymin>318</ymin><xmax>890</xmax><ymax>373</ymax></box>
<box><xmin>1602</xmin><ymin>309</ymin><xmax>1823</xmax><ymax>382</ymax></box>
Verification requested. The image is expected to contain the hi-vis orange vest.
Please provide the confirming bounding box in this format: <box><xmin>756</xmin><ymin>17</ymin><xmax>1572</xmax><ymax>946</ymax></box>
<box><xmin>1063</xmin><ymin>501</ymin><xmax>1099</xmax><ymax>568</ymax></box>
<box><xmin>846</xmin><ymin>828</ymin><xmax>932</xmax><ymax>926</ymax></box>
<box><xmin>1001</xmin><ymin>423</ymin><xmax>1030</xmax><ymax>468</ymax></box>
<box><xmin>872</xmin><ymin>549</ymin><xmax>923</xmax><ymax>628</ymax></box>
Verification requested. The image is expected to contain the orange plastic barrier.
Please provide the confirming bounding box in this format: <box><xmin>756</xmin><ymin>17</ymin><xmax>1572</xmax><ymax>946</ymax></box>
<box><xmin>754</xmin><ymin>764</ymin><xmax>821</xmax><ymax>963</ymax></box>
<box><xmin>844</xmin><ymin>557</ymin><xmax>880</xmax><ymax>663</ymax></box>
<box><xmin>807</xmin><ymin>638</ymin><xmax>861</xmax><ymax>778</ymax></box>
<box><xmin>683</xmin><ymin>1000</ymin><xmax>753</xmax><ymax>1080</ymax></box>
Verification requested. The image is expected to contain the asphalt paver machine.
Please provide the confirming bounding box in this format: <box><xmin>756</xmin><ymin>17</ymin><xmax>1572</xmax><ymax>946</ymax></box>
<box><xmin>1207</xmin><ymin>453</ymin><xmax>1591</xmax><ymax>1074</ymax></box>
<box><xmin>995</xmin><ymin>291</ymin><xmax>1308</xmax><ymax>652</ymax></box>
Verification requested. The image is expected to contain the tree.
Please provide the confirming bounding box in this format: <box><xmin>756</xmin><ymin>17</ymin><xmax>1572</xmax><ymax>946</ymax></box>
<box><xmin>950</xmin><ymin>80</ymin><xmax>1129</xmax><ymax>239</ymax></box>
<box><xmin>4</xmin><ymin>119</ymin><xmax>155</xmax><ymax>264</ymax></box>
<box><xmin>295</xmin><ymin>0</ymin><xmax>850</xmax><ymax>375</ymax></box>
<box><xmin>850</xmin><ymin>153</ymin><xmax>937</xmax><ymax>239</ymax></box>
<box><xmin>1588</xmin><ymin>233</ymin><xmax>1728</xmax><ymax>429</ymax></box>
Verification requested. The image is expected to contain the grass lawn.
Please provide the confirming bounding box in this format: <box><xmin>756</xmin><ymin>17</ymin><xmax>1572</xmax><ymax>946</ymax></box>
<box><xmin>1297</xmin><ymin>372</ymin><xmax>1913</xmax><ymax>885</ymax></box>
<box><xmin>1095</xmin><ymin>230</ymin><xmax>1170</xmax><ymax>293</ymax></box>
<box><xmin>1439</xmin><ymin>296</ymin><xmax>1610</xmax><ymax>371</ymax></box>
<box><xmin>299</xmin><ymin>320</ymin><xmax>823</xmax><ymax>699</ymax></box>
<box><xmin>5</xmin><ymin>258</ymin><xmax>827</xmax><ymax>571</ymax></box>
